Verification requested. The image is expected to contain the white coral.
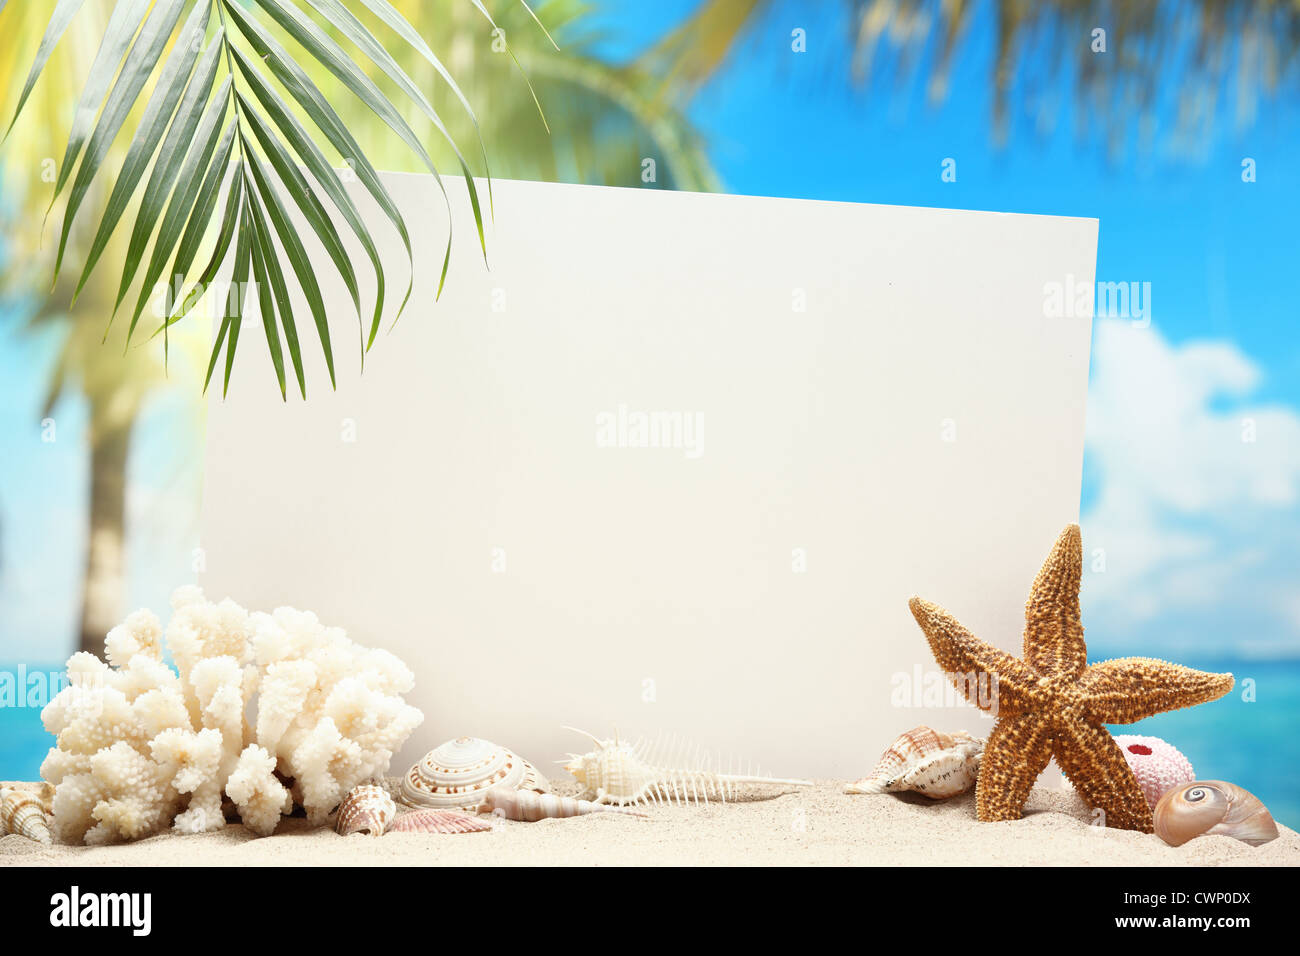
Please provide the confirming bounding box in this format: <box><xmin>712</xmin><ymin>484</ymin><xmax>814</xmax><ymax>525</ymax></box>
<box><xmin>40</xmin><ymin>588</ymin><xmax>423</xmax><ymax>844</ymax></box>
<box><xmin>225</xmin><ymin>745</ymin><xmax>292</xmax><ymax>836</ymax></box>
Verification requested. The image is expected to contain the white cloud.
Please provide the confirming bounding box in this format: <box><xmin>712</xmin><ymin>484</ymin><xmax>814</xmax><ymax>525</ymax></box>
<box><xmin>1081</xmin><ymin>320</ymin><xmax>1300</xmax><ymax>657</ymax></box>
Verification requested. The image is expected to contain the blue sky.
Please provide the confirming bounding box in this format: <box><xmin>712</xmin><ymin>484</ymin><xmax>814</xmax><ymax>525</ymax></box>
<box><xmin>2</xmin><ymin>0</ymin><xmax>1298</xmax><ymax>663</ymax></box>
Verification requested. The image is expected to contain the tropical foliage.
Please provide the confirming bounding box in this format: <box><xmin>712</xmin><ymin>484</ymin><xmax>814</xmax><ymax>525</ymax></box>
<box><xmin>335</xmin><ymin>0</ymin><xmax>718</xmax><ymax>190</ymax></box>
<box><xmin>646</xmin><ymin>0</ymin><xmax>1300</xmax><ymax>153</ymax></box>
<box><xmin>3</xmin><ymin>0</ymin><xmax>550</xmax><ymax>399</ymax></box>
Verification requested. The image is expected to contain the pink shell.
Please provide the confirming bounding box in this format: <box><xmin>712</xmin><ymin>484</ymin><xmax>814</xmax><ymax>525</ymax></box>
<box><xmin>1114</xmin><ymin>734</ymin><xmax>1195</xmax><ymax>809</ymax></box>
<box><xmin>388</xmin><ymin>809</ymin><xmax>493</xmax><ymax>834</ymax></box>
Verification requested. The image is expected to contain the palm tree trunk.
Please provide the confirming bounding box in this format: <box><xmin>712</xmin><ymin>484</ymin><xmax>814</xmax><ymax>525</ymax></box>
<box><xmin>79</xmin><ymin>421</ymin><xmax>131</xmax><ymax>655</ymax></box>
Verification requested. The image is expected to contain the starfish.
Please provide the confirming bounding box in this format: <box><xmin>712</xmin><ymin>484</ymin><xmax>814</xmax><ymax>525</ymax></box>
<box><xmin>907</xmin><ymin>524</ymin><xmax>1234</xmax><ymax>832</ymax></box>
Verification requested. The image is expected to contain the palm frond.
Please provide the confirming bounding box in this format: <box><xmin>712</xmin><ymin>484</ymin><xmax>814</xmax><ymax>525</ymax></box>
<box><xmin>2</xmin><ymin>0</ymin><xmax>88</xmax><ymax>142</ymax></box>
<box><xmin>3</xmin><ymin>0</ymin><xmax>552</xmax><ymax>396</ymax></box>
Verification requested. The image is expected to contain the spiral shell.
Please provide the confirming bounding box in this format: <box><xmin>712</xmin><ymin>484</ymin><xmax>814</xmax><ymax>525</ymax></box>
<box><xmin>1154</xmin><ymin>780</ymin><xmax>1279</xmax><ymax>847</ymax></box>
<box><xmin>845</xmin><ymin>726</ymin><xmax>984</xmax><ymax>798</ymax></box>
<box><xmin>388</xmin><ymin>809</ymin><xmax>493</xmax><ymax>834</ymax></box>
<box><xmin>481</xmin><ymin>786</ymin><xmax>648</xmax><ymax>821</ymax></box>
<box><xmin>1</xmin><ymin>786</ymin><xmax>53</xmax><ymax>845</ymax></box>
<box><xmin>335</xmin><ymin>784</ymin><xmax>396</xmax><ymax>837</ymax></box>
<box><xmin>399</xmin><ymin>736</ymin><xmax>548</xmax><ymax>810</ymax></box>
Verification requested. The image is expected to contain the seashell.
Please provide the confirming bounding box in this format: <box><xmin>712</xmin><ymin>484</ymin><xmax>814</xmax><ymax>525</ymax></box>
<box><xmin>845</xmin><ymin>726</ymin><xmax>984</xmax><ymax>798</ymax></box>
<box><xmin>388</xmin><ymin>809</ymin><xmax>493</xmax><ymax>834</ymax></box>
<box><xmin>562</xmin><ymin>727</ymin><xmax>812</xmax><ymax>807</ymax></box>
<box><xmin>1</xmin><ymin>786</ymin><xmax>53</xmax><ymax>845</ymax></box>
<box><xmin>481</xmin><ymin>786</ymin><xmax>648</xmax><ymax>821</ymax></box>
<box><xmin>1114</xmin><ymin>734</ymin><xmax>1196</xmax><ymax>809</ymax></box>
<box><xmin>400</xmin><ymin>736</ymin><xmax>548</xmax><ymax>810</ymax></box>
<box><xmin>335</xmin><ymin>784</ymin><xmax>396</xmax><ymax>837</ymax></box>
<box><xmin>0</xmin><ymin>781</ymin><xmax>54</xmax><ymax>815</ymax></box>
<box><xmin>1154</xmin><ymin>780</ymin><xmax>1279</xmax><ymax>848</ymax></box>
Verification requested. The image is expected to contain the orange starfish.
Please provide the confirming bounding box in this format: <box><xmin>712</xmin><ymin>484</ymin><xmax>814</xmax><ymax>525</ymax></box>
<box><xmin>908</xmin><ymin>524</ymin><xmax>1234</xmax><ymax>832</ymax></box>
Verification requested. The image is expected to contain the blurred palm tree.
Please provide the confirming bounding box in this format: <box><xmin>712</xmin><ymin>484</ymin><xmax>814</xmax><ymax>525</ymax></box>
<box><xmin>0</xmin><ymin>0</ymin><xmax>714</xmax><ymax>655</ymax></box>
<box><xmin>0</xmin><ymin>2</ymin><xmax>209</xmax><ymax>656</ymax></box>
<box><xmin>643</xmin><ymin>0</ymin><xmax>1300</xmax><ymax>154</ymax></box>
<box><xmin>320</xmin><ymin>0</ymin><xmax>717</xmax><ymax>188</ymax></box>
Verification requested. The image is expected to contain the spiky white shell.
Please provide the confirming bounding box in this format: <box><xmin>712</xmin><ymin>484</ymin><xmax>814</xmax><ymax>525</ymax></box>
<box><xmin>1</xmin><ymin>786</ymin><xmax>53</xmax><ymax>845</ymax></box>
<box><xmin>399</xmin><ymin>736</ymin><xmax>547</xmax><ymax>810</ymax></box>
<box><xmin>563</xmin><ymin>729</ymin><xmax>812</xmax><ymax>807</ymax></box>
<box><xmin>565</xmin><ymin>741</ymin><xmax>660</xmax><ymax>804</ymax></box>
<box><xmin>335</xmin><ymin>784</ymin><xmax>396</xmax><ymax>836</ymax></box>
<box><xmin>845</xmin><ymin>726</ymin><xmax>984</xmax><ymax>798</ymax></box>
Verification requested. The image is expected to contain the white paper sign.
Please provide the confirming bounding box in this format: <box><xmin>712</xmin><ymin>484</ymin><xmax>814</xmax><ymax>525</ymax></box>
<box><xmin>201</xmin><ymin>176</ymin><xmax>1096</xmax><ymax>779</ymax></box>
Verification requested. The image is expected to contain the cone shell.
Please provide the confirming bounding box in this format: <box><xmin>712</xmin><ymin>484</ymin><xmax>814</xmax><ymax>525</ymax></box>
<box><xmin>400</xmin><ymin>736</ymin><xmax>548</xmax><ymax>810</ymax></box>
<box><xmin>846</xmin><ymin>726</ymin><xmax>984</xmax><ymax>798</ymax></box>
<box><xmin>1154</xmin><ymin>780</ymin><xmax>1279</xmax><ymax>848</ymax></box>
<box><xmin>388</xmin><ymin>809</ymin><xmax>493</xmax><ymax>834</ymax></box>
<box><xmin>1</xmin><ymin>786</ymin><xmax>53</xmax><ymax>845</ymax></box>
<box><xmin>335</xmin><ymin>784</ymin><xmax>396</xmax><ymax>837</ymax></box>
<box><xmin>482</xmin><ymin>786</ymin><xmax>648</xmax><ymax>821</ymax></box>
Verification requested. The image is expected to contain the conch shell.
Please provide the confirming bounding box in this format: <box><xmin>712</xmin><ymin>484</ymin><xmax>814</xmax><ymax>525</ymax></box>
<box><xmin>481</xmin><ymin>786</ymin><xmax>648</xmax><ymax>821</ymax></box>
<box><xmin>846</xmin><ymin>726</ymin><xmax>983</xmax><ymax>798</ymax></box>
<box><xmin>1154</xmin><ymin>780</ymin><xmax>1279</xmax><ymax>847</ymax></box>
<box><xmin>335</xmin><ymin>784</ymin><xmax>396</xmax><ymax>837</ymax></box>
<box><xmin>1</xmin><ymin>785</ymin><xmax>54</xmax><ymax>845</ymax></box>
<box><xmin>400</xmin><ymin>736</ymin><xmax>548</xmax><ymax>810</ymax></box>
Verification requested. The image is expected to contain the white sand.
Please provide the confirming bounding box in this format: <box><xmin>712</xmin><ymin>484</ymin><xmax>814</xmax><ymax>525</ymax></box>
<box><xmin>4</xmin><ymin>782</ymin><xmax>1298</xmax><ymax>866</ymax></box>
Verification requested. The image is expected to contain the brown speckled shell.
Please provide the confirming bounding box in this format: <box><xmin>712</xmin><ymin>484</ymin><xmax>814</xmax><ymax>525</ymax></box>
<box><xmin>846</xmin><ymin>726</ymin><xmax>984</xmax><ymax>798</ymax></box>
<box><xmin>335</xmin><ymin>784</ymin><xmax>396</xmax><ymax>837</ymax></box>
<box><xmin>399</xmin><ymin>736</ymin><xmax>547</xmax><ymax>810</ymax></box>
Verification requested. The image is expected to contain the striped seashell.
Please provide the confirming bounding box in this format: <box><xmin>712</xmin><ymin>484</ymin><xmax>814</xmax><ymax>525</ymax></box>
<box><xmin>0</xmin><ymin>781</ymin><xmax>53</xmax><ymax>814</ymax></box>
<box><xmin>1</xmin><ymin>786</ymin><xmax>53</xmax><ymax>845</ymax></box>
<box><xmin>335</xmin><ymin>784</ymin><xmax>396</xmax><ymax>837</ymax></box>
<box><xmin>846</xmin><ymin>726</ymin><xmax>984</xmax><ymax>798</ymax></box>
<box><xmin>388</xmin><ymin>809</ymin><xmax>493</xmax><ymax>834</ymax></box>
<box><xmin>400</xmin><ymin>736</ymin><xmax>547</xmax><ymax>810</ymax></box>
<box><xmin>481</xmin><ymin>786</ymin><xmax>648</xmax><ymax>821</ymax></box>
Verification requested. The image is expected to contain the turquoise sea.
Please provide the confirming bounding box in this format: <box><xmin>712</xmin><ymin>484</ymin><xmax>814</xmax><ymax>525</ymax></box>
<box><xmin>4</xmin><ymin>656</ymin><xmax>1296</xmax><ymax>831</ymax></box>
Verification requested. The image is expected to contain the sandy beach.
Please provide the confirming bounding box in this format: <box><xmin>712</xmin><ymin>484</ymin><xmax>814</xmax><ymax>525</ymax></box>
<box><xmin>4</xmin><ymin>781</ymin><xmax>1297</xmax><ymax>867</ymax></box>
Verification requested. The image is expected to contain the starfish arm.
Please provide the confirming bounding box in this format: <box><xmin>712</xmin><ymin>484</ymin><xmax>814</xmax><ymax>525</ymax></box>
<box><xmin>975</xmin><ymin>713</ymin><xmax>1054</xmax><ymax>822</ymax></box>
<box><xmin>1078</xmin><ymin>658</ymin><xmax>1235</xmax><ymax>724</ymax></box>
<box><xmin>1022</xmin><ymin>524</ymin><xmax>1088</xmax><ymax>679</ymax></box>
<box><xmin>1054</xmin><ymin>718</ymin><xmax>1154</xmax><ymax>832</ymax></box>
<box><xmin>908</xmin><ymin>597</ymin><xmax>1039</xmax><ymax>716</ymax></box>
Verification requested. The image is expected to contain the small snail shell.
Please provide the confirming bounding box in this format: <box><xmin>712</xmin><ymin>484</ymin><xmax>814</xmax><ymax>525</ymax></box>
<box><xmin>1154</xmin><ymin>780</ymin><xmax>1279</xmax><ymax>847</ymax></box>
